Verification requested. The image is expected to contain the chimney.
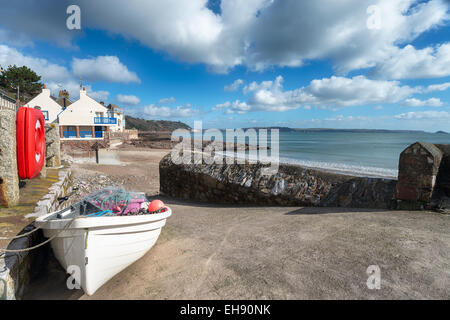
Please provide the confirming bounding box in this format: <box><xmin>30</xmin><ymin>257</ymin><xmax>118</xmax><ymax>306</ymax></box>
<box><xmin>80</xmin><ymin>87</ymin><xmax>86</xmax><ymax>96</ymax></box>
<box><xmin>58</xmin><ymin>90</ymin><xmax>69</xmax><ymax>109</ymax></box>
<box><xmin>58</xmin><ymin>90</ymin><xmax>69</xmax><ymax>99</ymax></box>
<box><xmin>42</xmin><ymin>84</ymin><xmax>50</xmax><ymax>96</ymax></box>
<box><xmin>100</xmin><ymin>101</ymin><xmax>105</xmax><ymax>106</ymax></box>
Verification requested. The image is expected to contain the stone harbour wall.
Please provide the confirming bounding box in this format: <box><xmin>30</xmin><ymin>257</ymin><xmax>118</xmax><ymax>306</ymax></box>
<box><xmin>27</xmin><ymin>168</ymin><xmax>73</xmax><ymax>219</ymax></box>
<box><xmin>396</xmin><ymin>142</ymin><xmax>442</xmax><ymax>204</ymax></box>
<box><xmin>0</xmin><ymin>167</ymin><xmax>72</xmax><ymax>300</ymax></box>
<box><xmin>45</xmin><ymin>124</ymin><xmax>61</xmax><ymax>168</ymax></box>
<box><xmin>160</xmin><ymin>154</ymin><xmax>397</xmax><ymax>209</ymax></box>
<box><xmin>61</xmin><ymin>139</ymin><xmax>110</xmax><ymax>152</ymax></box>
<box><xmin>0</xmin><ymin>109</ymin><xmax>19</xmax><ymax>207</ymax></box>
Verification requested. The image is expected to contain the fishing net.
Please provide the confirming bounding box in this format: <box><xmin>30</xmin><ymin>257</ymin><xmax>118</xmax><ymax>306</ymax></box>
<box><xmin>83</xmin><ymin>187</ymin><xmax>149</xmax><ymax>216</ymax></box>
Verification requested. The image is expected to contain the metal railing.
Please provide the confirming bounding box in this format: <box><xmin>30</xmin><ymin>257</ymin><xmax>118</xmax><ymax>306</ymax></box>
<box><xmin>62</xmin><ymin>130</ymin><xmax>103</xmax><ymax>139</ymax></box>
<box><xmin>0</xmin><ymin>90</ymin><xmax>17</xmax><ymax>111</ymax></box>
<box><xmin>94</xmin><ymin>117</ymin><xmax>117</xmax><ymax>125</ymax></box>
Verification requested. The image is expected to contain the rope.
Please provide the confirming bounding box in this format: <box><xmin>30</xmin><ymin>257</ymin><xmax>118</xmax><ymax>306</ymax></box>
<box><xmin>0</xmin><ymin>216</ymin><xmax>86</xmax><ymax>253</ymax></box>
<box><xmin>0</xmin><ymin>226</ymin><xmax>42</xmax><ymax>240</ymax></box>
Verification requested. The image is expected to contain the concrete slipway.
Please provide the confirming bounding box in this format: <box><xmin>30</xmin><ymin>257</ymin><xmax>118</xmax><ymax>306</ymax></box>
<box><xmin>25</xmin><ymin>199</ymin><xmax>450</xmax><ymax>300</ymax></box>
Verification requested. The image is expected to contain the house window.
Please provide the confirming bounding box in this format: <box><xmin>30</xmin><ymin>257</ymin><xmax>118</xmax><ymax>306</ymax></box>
<box><xmin>63</xmin><ymin>126</ymin><xmax>77</xmax><ymax>138</ymax></box>
<box><xmin>41</xmin><ymin>110</ymin><xmax>49</xmax><ymax>120</ymax></box>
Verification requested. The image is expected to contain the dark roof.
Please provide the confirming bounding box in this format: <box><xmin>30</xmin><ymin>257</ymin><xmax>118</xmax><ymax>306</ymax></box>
<box><xmin>406</xmin><ymin>141</ymin><xmax>443</xmax><ymax>158</ymax></box>
<box><xmin>51</xmin><ymin>95</ymin><xmax>73</xmax><ymax>107</ymax></box>
<box><xmin>107</xmin><ymin>103</ymin><xmax>122</xmax><ymax>113</ymax></box>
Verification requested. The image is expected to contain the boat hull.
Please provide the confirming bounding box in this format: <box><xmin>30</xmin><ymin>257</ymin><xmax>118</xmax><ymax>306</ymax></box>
<box><xmin>35</xmin><ymin>209</ymin><xmax>171</xmax><ymax>296</ymax></box>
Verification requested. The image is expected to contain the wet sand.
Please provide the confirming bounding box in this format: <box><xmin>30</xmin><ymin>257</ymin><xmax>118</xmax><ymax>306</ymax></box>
<box><xmin>24</xmin><ymin>147</ymin><xmax>450</xmax><ymax>299</ymax></box>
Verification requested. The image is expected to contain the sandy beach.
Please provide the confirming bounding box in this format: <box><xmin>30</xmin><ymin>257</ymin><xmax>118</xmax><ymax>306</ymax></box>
<box><xmin>22</xmin><ymin>146</ymin><xmax>450</xmax><ymax>300</ymax></box>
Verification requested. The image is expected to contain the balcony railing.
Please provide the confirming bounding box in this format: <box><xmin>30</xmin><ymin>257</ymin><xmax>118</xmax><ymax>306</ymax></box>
<box><xmin>94</xmin><ymin>117</ymin><xmax>117</xmax><ymax>124</ymax></box>
<box><xmin>62</xmin><ymin>130</ymin><xmax>103</xmax><ymax>139</ymax></box>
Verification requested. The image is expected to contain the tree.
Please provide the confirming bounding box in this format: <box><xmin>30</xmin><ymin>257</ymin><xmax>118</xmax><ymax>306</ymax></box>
<box><xmin>0</xmin><ymin>65</ymin><xmax>42</xmax><ymax>100</ymax></box>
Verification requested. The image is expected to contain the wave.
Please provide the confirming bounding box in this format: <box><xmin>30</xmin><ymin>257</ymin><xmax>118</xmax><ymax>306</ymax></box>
<box><xmin>216</xmin><ymin>151</ymin><xmax>398</xmax><ymax>179</ymax></box>
<box><xmin>278</xmin><ymin>157</ymin><xmax>398</xmax><ymax>179</ymax></box>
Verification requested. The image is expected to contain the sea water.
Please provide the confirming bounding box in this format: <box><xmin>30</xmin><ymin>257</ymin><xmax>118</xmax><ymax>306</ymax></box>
<box><xmin>275</xmin><ymin>131</ymin><xmax>450</xmax><ymax>179</ymax></box>
<box><xmin>205</xmin><ymin>130</ymin><xmax>450</xmax><ymax>179</ymax></box>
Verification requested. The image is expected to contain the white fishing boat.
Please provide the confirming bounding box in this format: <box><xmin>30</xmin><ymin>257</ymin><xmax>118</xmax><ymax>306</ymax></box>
<box><xmin>34</xmin><ymin>189</ymin><xmax>171</xmax><ymax>296</ymax></box>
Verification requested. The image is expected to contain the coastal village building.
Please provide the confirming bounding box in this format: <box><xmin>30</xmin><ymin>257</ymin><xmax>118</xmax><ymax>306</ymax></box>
<box><xmin>54</xmin><ymin>89</ymin><xmax>73</xmax><ymax>110</ymax></box>
<box><xmin>57</xmin><ymin>87</ymin><xmax>118</xmax><ymax>139</ymax></box>
<box><xmin>25</xmin><ymin>86</ymin><xmax>126</xmax><ymax>140</ymax></box>
<box><xmin>106</xmin><ymin>103</ymin><xmax>125</xmax><ymax>132</ymax></box>
<box><xmin>25</xmin><ymin>85</ymin><xmax>63</xmax><ymax>123</ymax></box>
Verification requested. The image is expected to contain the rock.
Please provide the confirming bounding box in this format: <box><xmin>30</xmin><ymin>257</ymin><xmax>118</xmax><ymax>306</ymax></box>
<box><xmin>159</xmin><ymin>153</ymin><xmax>397</xmax><ymax>209</ymax></box>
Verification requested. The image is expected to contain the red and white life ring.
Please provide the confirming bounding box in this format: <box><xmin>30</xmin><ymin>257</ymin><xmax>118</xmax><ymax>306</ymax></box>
<box><xmin>16</xmin><ymin>107</ymin><xmax>46</xmax><ymax>179</ymax></box>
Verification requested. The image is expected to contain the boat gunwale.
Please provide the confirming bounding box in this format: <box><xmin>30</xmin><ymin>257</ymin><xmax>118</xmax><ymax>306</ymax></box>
<box><xmin>35</xmin><ymin>207</ymin><xmax>172</xmax><ymax>230</ymax></box>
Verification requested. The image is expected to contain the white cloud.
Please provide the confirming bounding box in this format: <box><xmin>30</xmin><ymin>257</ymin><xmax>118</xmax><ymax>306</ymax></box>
<box><xmin>46</xmin><ymin>80</ymin><xmax>110</xmax><ymax>101</ymax></box>
<box><xmin>371</xmin><ymin>43</ymin><xmax>450</xmax><ymax>79</ymax></box>
<box><xmin>213</xmin><ymin>101</ymin><xmax>231</xmax><ymax>110</ymax></box>
<box><xmin>302</xmin><ymin>76</ymin><xmax>416</xmax><ymax>106</ymax></box>
<box><xmin>395</xmin><ymin>110</ymin><xmax>450</xmax><ymax>120</ymax></box>
<box><xmin>142</xmin><ymin>104</ymin><xmax>198</xmax><ymax>118</ymax></box>
<box><xmin>324</xmin><ymin>115</ymin><xmax>371</xmax><ymax>122</ymax></box>
<box><xmin>158</xmin><ymin>97</ymin><xmax>176</xmax><ymax>104</ymax></box>
<box><xmin>402</xmin><ymin>97</ymin><xmax>443</xmax><ymax>107</ymax></box>
<box><xmin>72</xmin><ymin>56</ymin><xmax>140</xmax><ymax>83</ymax></box>
<box><xmin>224</xmin><ymin>79</ymin><xmax>244</xmax><ymax>91</ymax></box>
<box><xmin>0</xmin><ymin>44</ymin><xmax>69</xmax><ymax>83</ymax></box>
<box><xmin>0</xmin><ymin>45</ymin><xmax>89</xmax><ymax>99</ymax></box>
<box><xmin>425</xmin><ymin>82</ymin><xmax>450</xmax><ymax>92</ymax></box>
<box><xmin>0</xmin><ymin>44</ymin><xmax>140</xmax><ymax>103</ymax></box>
<box><xmin>0</xmin><ymin>28</ymin><xmax>34</xmax><ymax>47</ymax></box>
<box><xmin>1</xmin><ymin>0</ymin><xmax>448</xmax><ymax>74</ymax></box>
<box><xmin>217</xmin><ymin>75</ymin><xmax>418</xmax><ymax>113</ymax></box>
<box><xmin>117</xmin><ymin>94</ymin><xmax>141</xmax><ymax>106</ymax></box>
<box><xmin>245</xmin><ymin>0</ymin><xmax>450</xmax><ymax>73</ymax></box>
<box><xmin>0</xmin><ymin>2</ymin><xmax>76</xmax><ymax>48</ymax></box>
<box><xmin>89</xmin><ymin>90</ymin><xmax>110</xmax><ymax>102</ymax></box>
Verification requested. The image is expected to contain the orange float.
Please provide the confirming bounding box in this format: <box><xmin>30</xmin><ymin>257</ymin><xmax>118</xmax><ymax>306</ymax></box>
<box><xmin>148</xmin><ymin>200</ymin><xmax>166</xmax><ymax>213</ymax></box>
<box><xmin>16</xmin><ymin>107</ymin><xmax>45</xmax><ymax>179</ymax></box>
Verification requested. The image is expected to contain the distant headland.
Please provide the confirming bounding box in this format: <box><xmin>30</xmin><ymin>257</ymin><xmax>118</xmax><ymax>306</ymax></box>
<box><xmin>240</xmin><ymin>127</ymin><xmax>442</xmax><ymax>134</ymax></box>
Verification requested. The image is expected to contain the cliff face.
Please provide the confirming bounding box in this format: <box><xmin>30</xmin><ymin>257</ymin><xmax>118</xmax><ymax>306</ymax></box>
<box><xmin>159</xmin><ymin>154</ymin><xmax>397</xmax><ymax>209</ymax></box>
<box><xmin>125</xmin><ymin>116</ymin><xmax>191</xmax><ymax>132</ymax></box>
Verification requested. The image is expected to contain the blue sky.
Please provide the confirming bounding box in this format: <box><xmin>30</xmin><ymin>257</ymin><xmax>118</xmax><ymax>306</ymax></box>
<box><xmin>1</xmin><ymin>0</ymin><xmax>450</xmax><ymax>131</ymax></box>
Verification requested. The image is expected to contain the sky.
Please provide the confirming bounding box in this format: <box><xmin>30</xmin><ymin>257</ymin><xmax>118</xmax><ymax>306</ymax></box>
<box><xmin>0</xmin><ymin>0</ymin><xmax>450</xmax><ymax>131</ymax></box>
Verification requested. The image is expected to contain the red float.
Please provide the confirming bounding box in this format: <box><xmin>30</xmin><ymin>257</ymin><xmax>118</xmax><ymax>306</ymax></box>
<box><xmin>16</xmin><ymin>107</ymin><xmax>46</xmax><ymax>179</ymax></box>
<box><xmin>148</xmin><ymin>200</ymin><xmax>165</xmax><ymax>213</ymax></box>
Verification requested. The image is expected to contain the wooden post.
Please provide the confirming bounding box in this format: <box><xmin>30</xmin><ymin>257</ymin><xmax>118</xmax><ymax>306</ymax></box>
<box><xmin>91</xmin><ymin>126</ymin><xmax>95</xmax><ymax>139</ymax></box>
<box><xmin>92</xmin><ymin>142</ymin><xmax>99</xmax><ymax>164</ymax></box>
<box><xmin>76</xmin><ymin>126</ymin><xmax>80</xmax><ymax>138</ymax></box>
<box><xmin>60</xmin><ymin>125</ymin><xmax>63</xmax><ymax>138</ymax></box>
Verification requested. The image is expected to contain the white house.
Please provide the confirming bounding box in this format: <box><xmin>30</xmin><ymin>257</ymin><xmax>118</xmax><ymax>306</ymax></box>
<box><xmin>25</xmin><ymin>86</ymin><xmax>126</xmax><ymax>140</ymax></box>
<box><xmin>107</xmin><ymin>103</ymin><xmax>126</xmax><ymax>132</ymax></box>
<box><xmin>57</xmin><ymin>87</ymin><xmax>117</xmax><ymax>140</ymax></box>
<box><xmin>25</xmin><ymin>85</ymin><xmax>62</xmax><ymax>123</ymax></box>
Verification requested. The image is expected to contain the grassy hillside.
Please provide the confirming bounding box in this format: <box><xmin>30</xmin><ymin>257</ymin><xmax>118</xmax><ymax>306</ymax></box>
<box><xmin>125</xmin><ymin>115</ymin><xmax>191</xmax><ymax>132</ymax></box>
